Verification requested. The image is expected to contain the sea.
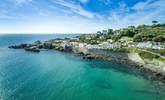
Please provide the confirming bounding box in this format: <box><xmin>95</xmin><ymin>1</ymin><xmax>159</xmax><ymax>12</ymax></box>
<box><xmin>0</xmin><ymin>34</ymin><xmax>165</xmax><ymax>100</ymax></box>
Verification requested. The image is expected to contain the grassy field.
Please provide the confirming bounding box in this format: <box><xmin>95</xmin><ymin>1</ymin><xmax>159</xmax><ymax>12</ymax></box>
<box><xmin>110</xmin><ymin>47</ymin><xmax>165</xmax><ymax>62</ymax></box>
<box><xmin>52</xmin><ymin>43</ymin><xmax>61</xmax><ymax>47</ymax></box>
<box><xmin>119</xmin><ymin>36</ymin><xmax>133</xmax><ymax>41</ymax></box>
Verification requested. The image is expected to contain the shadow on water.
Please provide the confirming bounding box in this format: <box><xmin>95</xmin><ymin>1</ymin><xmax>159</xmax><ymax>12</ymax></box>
<box><xmin>83</xmin><ymin>58</ymin><xmax>165</xmax><ymax>91</ymax></box>
<box><xmin>85</xmin><ymin>49</ymin><xmax>165</xmax><ymax>84</ymax></box>
<box><xmin>85</xmin><ymin>59</ymin><xmax>138</xmax><ymax>76</ymax></box>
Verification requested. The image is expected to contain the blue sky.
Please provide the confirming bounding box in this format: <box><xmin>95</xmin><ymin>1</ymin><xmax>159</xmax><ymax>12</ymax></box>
<box><xmin>0</xmin><ymin>0</ymin><xmax>165</xmax><ymax>33</ymax></box>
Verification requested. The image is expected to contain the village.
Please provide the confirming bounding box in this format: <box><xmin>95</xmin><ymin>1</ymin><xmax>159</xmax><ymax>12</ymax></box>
<box><xmin>85</xmin><ymin>39</ymin><xmax>165</xmax><ymax>50</ymax></box>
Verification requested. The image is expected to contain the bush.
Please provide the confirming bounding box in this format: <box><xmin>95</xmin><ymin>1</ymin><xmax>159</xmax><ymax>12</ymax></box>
<box><xmin>153</xmin><ymin>35</ymin><xmax>165</xmax><ymax>42</ymax></box>
<box><xmin>139</xmin><ymin>51</ymin><xmax>159</xmax><ymax>60</ymax></box>
<box><xmin>133</xmin><ymin>34</ymin><xmax>142</xmax><ymax>42</ymax></box>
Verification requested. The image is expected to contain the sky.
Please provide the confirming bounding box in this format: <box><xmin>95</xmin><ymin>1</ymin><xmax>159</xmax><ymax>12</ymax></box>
<box><xmin>0</xmin><ymin>0</ymin><xmax>165</xmax><ymax>33</ymax></box>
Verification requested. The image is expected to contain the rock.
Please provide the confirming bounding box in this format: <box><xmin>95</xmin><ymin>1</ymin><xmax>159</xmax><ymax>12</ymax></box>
<box><xmin>8</xmin><ymin>44</ymin><xmax>27</xmax><ymax>49</ymax></box>
<box><xmin>155</xmin><ymin>73</ymin><xmax>162</xmax><ymax>77</ymax></box>
<box><xmin>43</xmin><ymin>42</ymin><xmax>53</xmax><ymax>49</ymax></box>
<box><xmin>25</xmin><ymin>46</ymin><xmax>40</xmax><ymax>52</ymax></box>
<box><xmin>83</xmin><ymin>54</ymin><xmax>96</xmax><ymax>59</ymax></box>
<box><xmin>161</xmin><ymin>76</ymin><xmax>165</xmax><ymax>81</ymax></box>
<box><xmin>58</xmin><ymin>48</ymin><xmax>63</xmax><ymax>51</ymax></box>
<box><xmin>34</xmin><ymin>40</ymin><xmax>42</xmax><ymax>45</ymax></box>
<box><xmin>76</xmin><ymin>52</ymin><xmax>85</xmax><ymax>56</ymax></box>
<box><xmin>63</xmin><ymin>45</ymin><xmax>72</xmax><ymax>52</ymax></box>
<box><xmin>36</xmin><ymin>44</ymin><xmax>43</xmax><ymax>49</ymax></box>
<box><xmin>54</xmin><ymin>46</ymin><xmax>64</xmax><ymax>51</ymax></box>
<box><xmin>8</xmin><ymin>45</ymin><xmax>18</xmax><ymax>49</ymax></box>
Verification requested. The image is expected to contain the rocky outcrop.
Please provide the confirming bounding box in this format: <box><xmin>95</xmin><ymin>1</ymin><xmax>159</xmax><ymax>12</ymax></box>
<box><xmin>63</xmin><ymin>45</ymin><xmax>73</xmax><ymax>52</ymax></box>
<box><xmin>8</xmin><ymin>40</ymin><xmax>73</xmax><ymax>52</ymax></box>
<box><xmin>128</xmin><ymin>53</ymin><xmax>165</xmax><ymax>75</ymax></box>
<box><xmin>43</xmin><ymin>41</ymin><xmax>53</xmax><ymax>49</ymax></box>
<box><xmin>143</xmin><ymin>59</ymin><xmax>165</xmax><ymax>74</ymax></box>
<box><xmin>25</xmin><ymin>47</ymin><xmax>40</xmax><ymax>52</ymax></box>
<box><xmin>128</xmin><ymin>53</ymin><xmax>145</xmax><ymax>65</ymax></box>
<box><xmin>9</xmin><ymin>41</ymin><xmax>43</xmax><ymax>52</ymax></box>
<box><xmin>54</xmin><ymin>46</ymin><xmax>64</xmax><ymax>51</ymax></box>
<box><xmin>8</xmin><ymin>44</ymin><xmax>27</xmax><ymax>49</ymax></box>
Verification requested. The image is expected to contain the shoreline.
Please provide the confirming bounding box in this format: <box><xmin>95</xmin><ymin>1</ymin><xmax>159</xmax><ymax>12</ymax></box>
<box><xmin>8</xmin><ymin>39</ymin><xmax>165</xmax><ymax>84</ymax></box>
<box><xmin>74</xmin><ymin>50</ymin><xmax>165</xmax><ymax>83</ymax></box>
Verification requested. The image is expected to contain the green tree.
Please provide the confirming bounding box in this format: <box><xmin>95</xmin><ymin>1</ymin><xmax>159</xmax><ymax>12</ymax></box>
<box><xmin>97</xmin><ymin>31</ymin><xmax>102</xmax><ymax>34</ymax></box>
<box><xmin>133</xmin><ymin>34</ymin><xmax>142</xmax><ymax>42</ymax></box>
<box><xmin>152</xmin><ymin>20</ymin><xmax>158</xmax><ymax>24</ymax></box>
<box><xmin>153</xmin><ymin>35</ymin><xmax>165</xmax><ymax>42</ymax></box>
<box><xmin>107</xmin><ymin>29</ymin><xmax>113</xmax><ymax>35</ymax></box>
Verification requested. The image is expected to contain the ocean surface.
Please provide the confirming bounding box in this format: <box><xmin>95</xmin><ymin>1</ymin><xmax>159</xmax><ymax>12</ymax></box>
<box><xmin>0</xmin><ymin>34</ymin><xmax>165</xmax><ymax>100</ymax></box>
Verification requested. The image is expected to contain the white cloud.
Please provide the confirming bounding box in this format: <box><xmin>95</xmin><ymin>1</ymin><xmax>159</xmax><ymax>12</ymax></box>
<box><xmin>107</xmin><ymin>0</ymin><xmax>165</xmax><ymax>29</ymax></box>
<box><xmin>132</xmin><ymin>0</ymin><xmax>153</xmax><ymax>10</ymax></box>
<box><xmin>0</xmin><ymin>15</ymin><xmax>107</xmax><ymax>33</ymax></box>
<box><xmin>0</xmin><ymin>0</ymin><xmax>165</xmax><ymax>33</ymax></box>
<box><xmin>132</xmin><ymin>0</ymin><xmax>165</xmax><ymax>10</ymax></box>
<box><xmin>51</xmin><ymin>0</ymin><xmax>95</xmax><ymax>18</ymax></box>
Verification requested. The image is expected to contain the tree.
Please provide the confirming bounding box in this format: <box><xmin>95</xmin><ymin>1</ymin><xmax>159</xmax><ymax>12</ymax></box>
<box><xmin>107</xmin><ymin>29</ymin><xmax>113</xmax><ymax>35</ymax></box>
<box><xmin>128</xmin><ymin>26</ymin><xmax>135</xmax><ymax>29</ymax></box>
<box><xmin>102</xmin><ymin>30</ymin><xmax>107</xmax><ymax>34</ymax></box>
<box><xmin>133</xmin><ymin>34</ymin><xmax>142</xmax><ymax>42</ymax></box>
<box><xmin>127</xmin><ymin>30</ymin><xmax>136</xmax><ymax>37</ymax></box>
<box><xmin>137</xmin><ymin>24</ymin><xmax>147</xmax><ymax>28</ymax></box>
<box><xmin>153</xmin><ymin>35</ymin><xmax>165</xmax><ymax>42</ymax></box>
<box><xmin>152</xmin><ymin>20</ymin><xmax>158</xmax><ymax>24</ymax></box>
<box><xmin>97</xmin><ymin>31</ymin><xmax>102</xmax><ymax>34</ymax></box>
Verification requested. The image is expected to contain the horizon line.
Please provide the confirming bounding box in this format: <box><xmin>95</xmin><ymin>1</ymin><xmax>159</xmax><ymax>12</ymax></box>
<box><xmin>0</xmin><ymin>33</ymin><xmax>94</xmax><ymax>34</ymax></box>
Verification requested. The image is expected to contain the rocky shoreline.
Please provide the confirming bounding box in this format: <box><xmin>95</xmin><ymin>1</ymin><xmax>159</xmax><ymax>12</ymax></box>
<box><xmin>8</xmin><ymin>39</ymin><xmax>165</xmax><ymax>83</ymax></box>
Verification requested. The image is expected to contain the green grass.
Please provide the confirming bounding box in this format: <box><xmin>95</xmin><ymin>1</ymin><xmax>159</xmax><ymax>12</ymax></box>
<box><xmin>161</xmin><ymin>42</ymin><xmax>165</xmax><ymax>46</ymax></box>
<box><xmin>127</xmin><ymin>47</ymin><xmax>165</xmax><ymax>62</ymax></box>
<box><xmin>138</xmin><ymin>51</ymin><xmax>159</xmax><ymax>60</ymax></box>
<box><xmin>52</xmin><ymin>43</ymin><xmax>61</xmax><ymax>47</ymax></box>
<box><xmin>119</xmin><ymin>36</ymin><xmax>133</xmax><ymax>41</ymax></box>
<box><xmin>146</xmin><ymin>49</ymin><xmax>165</xmax><ymax>56</ymax></box>
<box><xmin>110</xmin><ymin>47</ymin><xmax>165</xmax><ymax>62</ymax></box>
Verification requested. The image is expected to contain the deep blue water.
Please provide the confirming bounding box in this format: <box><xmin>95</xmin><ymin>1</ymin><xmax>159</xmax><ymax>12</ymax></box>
<box><xmin>0</xmin><ymin>34</ymin><xmax>165</xmax><ymax>100</ymax></box>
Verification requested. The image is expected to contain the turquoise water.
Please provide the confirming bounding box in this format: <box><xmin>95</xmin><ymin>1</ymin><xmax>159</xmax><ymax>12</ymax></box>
<box><xmin>0</xmin><ymin>34</ymin><xmax>165</xmax><ymax>100</ymax></box>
